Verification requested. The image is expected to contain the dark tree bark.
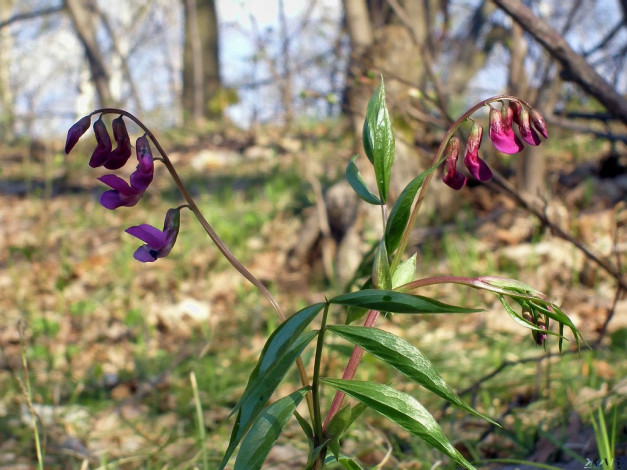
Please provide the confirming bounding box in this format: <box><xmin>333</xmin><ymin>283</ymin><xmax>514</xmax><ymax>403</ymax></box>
<box><xmin>182</xmin><ymin>0</ymin><xmax>221</xmax><ymax>123</ymax></box>
<box><xmin>65</xmin><ymin>0</ymin><xmax>114</xmax><ymax>107</ymax></box>
<box><xmin>493</xmin><ymin>0</ymin><xmax>627</xmax><ymax>125</ymax></box>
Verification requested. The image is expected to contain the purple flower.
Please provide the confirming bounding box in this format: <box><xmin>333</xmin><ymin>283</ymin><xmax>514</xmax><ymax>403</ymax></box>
<box><xmin>98</xmin><ymin>174</ymin><xmax>143</xmax><ymax>209</ymax></box>
<box><xmin>129</xmin><ymin>135</ymin><xmax>154</xmax><ymax>192</ymax></box>
<box><xmin>125</xmin><ymin>208</ymin><xmax>181</xmax><ymax>262</ymax></box>
<box><xmin>463</xmin><ymin>122</ymin><xmax>493</xmax><ymax>182</ymax></box>
<box><xmin>65</xmin><ymin>116</ymin><xmax>91</xmax><ymax>154</ymax></box>
<box><xmin>488</xmin><ymin>105</ymin><xmax>524</xmax><ymax>154</ymax></box>
<box><xmin>103</xmin><ymin>116</ymin><xmax>132</xmax><ymax>170</ymax></box>
<box><xmin>89</xmin><ymin>117</ymin><xmax>113</xmax><ymax>167</ymax></box>
<box><xmin>441</xmin><ymin>137</ymin><xmax>467</xmax><ymax>190</ymax></box>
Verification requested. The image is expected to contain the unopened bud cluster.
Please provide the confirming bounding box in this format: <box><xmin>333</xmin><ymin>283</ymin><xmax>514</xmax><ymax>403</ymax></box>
<box><xmin>442</xmin><ymin>99</ymin><xmax>548</xmax><ymax>190</ymax></box>
<box><xmin>66</xmin><ymin>114</ymin><xmax>181</xmax><ymax>262</ymax></box>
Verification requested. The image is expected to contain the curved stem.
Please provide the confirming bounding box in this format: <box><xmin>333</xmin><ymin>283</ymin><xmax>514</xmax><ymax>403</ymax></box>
<box><xmin>90</xmin><ymin>108</ymin><xmax>315</xmax><ymax>419</ymax></box>
<box><xmin>389</xmin><ymin>95</ymin><xmax>522</xmax><ymax>272</ymax></box>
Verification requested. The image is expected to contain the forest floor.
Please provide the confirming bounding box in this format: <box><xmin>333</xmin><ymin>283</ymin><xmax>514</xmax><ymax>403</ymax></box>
<box><xmin>0</xmin><ymin>119</ymin><xmax>626</xmax><ymax>469</ymax></box>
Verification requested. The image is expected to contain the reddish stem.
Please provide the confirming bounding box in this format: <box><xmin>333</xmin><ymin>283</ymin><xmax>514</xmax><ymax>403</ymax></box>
<box><xmin>323</xmin><ymin>309</ymin><xmax>380</xmax><ymax>430</ymax></box>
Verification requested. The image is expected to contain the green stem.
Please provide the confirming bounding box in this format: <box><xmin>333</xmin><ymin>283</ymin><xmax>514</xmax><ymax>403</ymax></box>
<box><xmin>311</xmin><ymin>303</ymin><xmax>330</xmax><ymax>468</ymax></box>
<box><xmin>389</xmin><ymin>95</ymin><xmax>521</xmax><ymax>272</ymax></box>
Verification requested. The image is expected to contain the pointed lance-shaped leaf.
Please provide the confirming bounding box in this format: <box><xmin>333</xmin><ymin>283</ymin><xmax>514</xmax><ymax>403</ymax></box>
<box><xmin>321</xmin><ymin>379</ymin><xmax>476</xmax><ymax>470</ymax></box>
<box><xmin>233</xmin><ymin>387</ymin><xmax>309</xmax><ymax>470</ymax></box>
<box><xmin>362</xmin><ymin>78</ymin><xmax>395</xmax><ymax>203</ymax></box>
<box><xmin>384</xmin><ymin>170</ymin><xmax>429</xmax><ymax>254</ymax></box>
<box><xmin>328</xmin><ymin>325</ymin><xmax>498</xmax><ymax>425</ymax></box>
<box><xmin>346</xmin><ymin>155</ymin><xmax>381</xmax><ymax>205</ymax></box>
<box><xmin>329</xmin><ymin>289</ymin><xmax>481</xmax><ymax>314</ymax></box>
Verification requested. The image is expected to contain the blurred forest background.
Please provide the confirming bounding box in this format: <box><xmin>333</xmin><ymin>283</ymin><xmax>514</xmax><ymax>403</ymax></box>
<box><xmin>0</xmin><ymin>0</ymin><xmax>626</xmax><ymax>469</ymax></box>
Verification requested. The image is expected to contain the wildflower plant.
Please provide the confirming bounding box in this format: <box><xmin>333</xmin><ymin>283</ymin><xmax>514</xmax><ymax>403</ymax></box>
<box><xmin>66</xmin><ymin>79</ymin><xmax>582</xmax><ymax>469</ymax></box>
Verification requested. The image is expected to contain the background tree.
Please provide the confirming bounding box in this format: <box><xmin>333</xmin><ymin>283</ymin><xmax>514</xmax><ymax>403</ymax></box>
<box><xmin>182</xmin><ymin>0</ymin><xmax>221</xmax><ymax>124</ymax></box>
<box><xmin>65</xmin><ymin>0</ymin><xmax>114</xmax><ymax>107</ymax></box>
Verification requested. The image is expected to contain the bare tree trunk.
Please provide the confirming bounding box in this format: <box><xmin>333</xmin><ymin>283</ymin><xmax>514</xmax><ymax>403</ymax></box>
<box><xmin>65</xmin><ymin>0</ymin><xmax>113</xmax><ymax>107</ymax></box>
<box><xmin>508</xmin><ymin>21</ymin><xmax>546</xmax><ymax>198</ymax></box>
<box><xmin>183</xmin><ymin>0</ymin><xmax>204</xmax><ymax>124</ymax></box>
<box><xmin>493</xmin><ymin>0</ymin><xmax>627</xmax><ymax>125</ymax></box>
<box><xmin>278</xmin><ymin>0</ymin><xmax>293</xmax><ymax>127</ymax></box>
<box><xmin>0</xmin><ymin>0</ymin><xmax>15</xmax><ymax>140</ymax></box>
<box><xmin>182</xmin><ymin>0</ymin><xmax>221</xmax><ymax>124</ymax></box>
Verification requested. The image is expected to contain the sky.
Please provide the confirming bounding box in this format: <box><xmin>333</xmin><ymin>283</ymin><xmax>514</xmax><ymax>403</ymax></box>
<box><xmin>3</xmin><ymin>0</ymin><xmax>625</xmax><ymax>138</ymax></box>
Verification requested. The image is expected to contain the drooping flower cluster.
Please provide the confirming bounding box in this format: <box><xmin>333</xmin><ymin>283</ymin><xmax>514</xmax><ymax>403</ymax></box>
<box><xmin>65</xmin><ymin>114</ymin><xmax>181</xmax><ymax>262</ymax></box>
<box><xmin>442</xmin><ymin>99</ymin><xmax>548</xmax><ymax>189</ymax></box>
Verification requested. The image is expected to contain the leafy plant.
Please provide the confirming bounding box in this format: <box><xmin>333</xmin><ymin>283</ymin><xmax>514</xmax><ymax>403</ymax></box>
<box><xmin>65</xmin><ymin>78</ymin><xmax>582</xmax><ymax>469</ymax></box>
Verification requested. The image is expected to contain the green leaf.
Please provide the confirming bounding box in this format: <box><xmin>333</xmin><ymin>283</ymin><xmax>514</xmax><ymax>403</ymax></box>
<box><xmin>220</xmin><ymin>330</ymin><xmax>317</xmax><ymax>469</ymax></box>
<box><xmin>219</xmin><ymin>303</ymin><xmax>324</xmax><ymax>469</ymax></box>
<box><xmin>325</xmin><ymin>402</ymin><xmax>367</xmax><ymax>460</ymax></box>
<box><xmin>234</xmin><ymin>387</ymin><xmax>309</xmax><ymax>470</ymax></box>
<box><xmin>362</xmin><ymin>78</ymin><xmax>395</xmax><ymax>203</ymax></box>
<box><xmin>329</xmin><ymin>289</ymin><xmax>481</xmax><ymax>314</ymax></box>
<box><xmin>392</xmin><ymin>254</ymin><xmax>416</xmax><ymax>289</ymax></box>
<box><xmin>328</xmin><ymin>326</ymin><xmax>497</xmax><ymax>425</ymax></box>
<box><xmin>336</xmin><ymin>458</ymin><xmax>365</xmax><ymax>469</ymax></box>
<box><xmin>346</xmin><ymin>155</ymin><xmax>381</xmax><ymax>205</ymax></box>
<box><xmin>372</xmin><ymin>240</ymin><xmax>392</xmax><ymax>290</ymax></box>
<box><xmin>384</xmin><ymin>172</ymin><xmax>427</xmax><ymax>254</ymax></box>
<box><xmin>321</xmin><ymin>379</ymin><xmax>476</xmax><ymax>470</ymax></box>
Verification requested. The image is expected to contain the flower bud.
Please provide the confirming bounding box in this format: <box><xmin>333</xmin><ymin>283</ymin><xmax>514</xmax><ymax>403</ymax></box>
<box><xmin>65</xmin><ymin>115</ymin><xmax>91</xmax><ymax>154</ymax></box>
<box><xmin>530</xmin><ymin>109</ymin><xmax>548</xmax><ymax>139</ymax></box>
<box><xmin>442</xmin><ymin>137</ymin><xmax>466</xmax><ymax>190</ymax></box>
<box><xmin>532</xmin><ymin>317</ymin><xmax>547</xmax><ymax>346</ymax></box>
<box><xmin>89</xmin><ymin>116</ymin><xmax>113</xmax><ymax>167</ymax></box>
<box><xmin>103</xmin><ymin>116</ymin><xmax>132</xmax><ymax>170</ymax></box>
<box><xmin>517</xmin><ymin>107</ymin><xmax>541</xmax><ymax>146</ymax></box>
<box><xmin>463</xmin><ymin>122</ymin><xmax>493</xmax><ymax>182</ymax></box>
<box><xmin>509</xmin><ymin>101</ymin><xmax>523</xmax><ymax>126</ymax></box>
<box><xmin>130</xmin><ymin>135</ymin><xmax>154</xmax><ymax>192</ymax></box>
<box><xmin>488</xmin><ymin>104</ymin><xmax>524</xmax><ymax>154</ymax></box>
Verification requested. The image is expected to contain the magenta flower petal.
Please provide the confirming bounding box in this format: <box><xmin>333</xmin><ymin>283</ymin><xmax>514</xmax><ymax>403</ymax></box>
<box><xmin>441</xmin><ymin>137</ymin><xmax>467</xmax><ymax>190</ymax></box>
<box><xmin>103</xmin><ymin>116</ymin><xmax>132</xmax><ymax>170</ymax></box>
<box><xmin>530</xmin><ymin>109</ymin><xmax>548</xmax><ymax>139</ymax></box>
<box><xmin>130</xmin><ymin>135</ymin><xmax>154</xmax><ymax>191</ymax></box>
<box><xmin>89</xmin><ymin>117</ymin><xmax>113</xmax><ymax>167</ymax></box>
<box><xmin>463</xmin><ymin>122</ymin><xmax>493</xmax><ymax>181</ymax></box>
<box><xmin>464</xmin><ymin>153</ymin><xmax>493</xmax><ymax>181</ymax></box>
<box><xmin>518</xmin><ymin>107</ymin><xmax>542</xmax><ymax>146</ymax></box>
<box><xmin>65</xmin><ymin>116</ymin><xmax>91</xmax><ymax>154</ymax></box>
<box><xmin>489</xmin><ymin>105</ymin><xmax>524</xmax><ymax>154</ymax></box>
<box><xmin>125</xmin><ymin>208</ymin><xmax>181</xmax><ymax>263</ymax></box>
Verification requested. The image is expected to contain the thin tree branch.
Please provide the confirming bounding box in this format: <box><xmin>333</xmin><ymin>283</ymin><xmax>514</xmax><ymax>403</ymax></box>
<box><xmin>0</xmin><ymin>5</ymin><xmax>64</xmax><ymax>29</ymax></box>
<box><xmin>489</xmin><ymin>173</ymin><xmax>627</xmax><ymax>292</ymax></box>
<box><xmin>492</xmin><ymin>0</ymin><xmax>627</xmax><ymax>124</ymax></box>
